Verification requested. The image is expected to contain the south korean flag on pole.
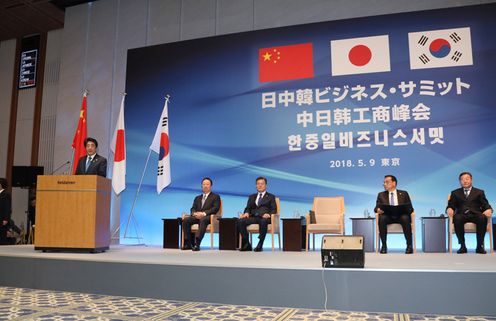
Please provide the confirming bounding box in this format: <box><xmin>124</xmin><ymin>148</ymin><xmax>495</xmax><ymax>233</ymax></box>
<box><xmin>408</xmin><ymin>27</ymin><xmax>473</xmax><ymax>70</ymax></box>
<box><xmin>150</xmin><ymin>95</ymin><xmax>171</xmax><ymax>194</ymax></box>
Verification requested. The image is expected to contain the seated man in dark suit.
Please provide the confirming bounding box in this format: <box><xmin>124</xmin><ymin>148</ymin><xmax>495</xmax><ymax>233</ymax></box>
<box><xmin>0</xmin><ymin>178</ymin><xmax>12</xmax><ymax>245</ymax></box>
<box><xmin>374</xmin><ymin>175</ymin><xmax>414</xmax><ymax>254</ymax></box>
<box><xmin>238</xmin><ymin>176</ymin><xmax>277</xmax><ymax>252</ymax></box>
<box><xmin>446</xmin><ymin>171</ymin><xmax>492</xmax><ymax>254</ymax></box>
<box><xmin>182</xmin><ymin>177</ymin><xmax>221</xmax><ymax>251</ymax></box>
<box><xmin>75</xmin><ymin>137</ymin><xmax>107</xmax><ymax>177</ymax></box>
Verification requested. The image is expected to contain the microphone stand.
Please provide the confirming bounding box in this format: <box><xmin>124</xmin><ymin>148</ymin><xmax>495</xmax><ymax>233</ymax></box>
<box><xmin>51</xmin><ymin>161</ymin><xmax>70</xmax><ymax>175</ymax></box>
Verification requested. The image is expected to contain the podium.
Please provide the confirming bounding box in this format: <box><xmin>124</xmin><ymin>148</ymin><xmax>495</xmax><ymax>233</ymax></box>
<box><xmin>34</xmin><ymin>175</ymin><xmax>111</xmax><ymax>252</ymax></box>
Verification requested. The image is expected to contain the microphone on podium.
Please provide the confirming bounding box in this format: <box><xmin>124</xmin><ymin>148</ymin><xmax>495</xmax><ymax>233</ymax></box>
<box><xmin>51</xmin><ymin>161</ymin><xmax>70</xmax><ymax>175</ymax></box>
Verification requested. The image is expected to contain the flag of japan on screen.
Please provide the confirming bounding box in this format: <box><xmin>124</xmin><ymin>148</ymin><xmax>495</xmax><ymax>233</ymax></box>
<box><xmin>330</xmin><ymin>35</ymin><xmax>391</xmax><ymax>76</ymax></box>
<box><xmin>259</xmin><ymin>43</ymin><xmax>314</xmax><ymax>82</ymax></box>
<box><xmin>408</xmin><ymin>27</ymin><xmax>473</xmax><ymax>70</ymax></box>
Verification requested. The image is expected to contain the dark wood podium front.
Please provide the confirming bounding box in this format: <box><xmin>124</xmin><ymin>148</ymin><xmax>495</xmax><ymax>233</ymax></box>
<box><xmin>162</xmin><ymin>218</ymin><xmax>181</xmax><ymax>249</ymax></box>
<box><xmin>282</xmin><ymin>218</ymin><xmax>306</xmax><ymax>251</ymax></box>
<box><xmin>219</xmin><ymin>218</ymin><xmax>239</xmax><ymax>250</ymax></box>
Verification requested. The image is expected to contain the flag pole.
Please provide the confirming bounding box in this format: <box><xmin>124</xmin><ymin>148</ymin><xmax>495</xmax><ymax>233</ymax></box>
<box><xmin>122</xmin><ymin>148</ymin><xmax>152</xmax><ymax>242</ymax></box>
<box><xmin>68</xmin><ymin>149</ymin><xmax>75</xmax><ymax>175</ymax></box>
<box><xmin>69</xmin><ymin>90</ymin><xmax>89</xmax><ymax>175</ymax></box>
<box><xmin>110</xmin><ymin>92</ymin><xmax>128</xmax><ymax>241</ymax></box>
<box><xmin>121</xmin><ymin>93</ymin><xmax>171</xmax><ymax>243</ymax></box>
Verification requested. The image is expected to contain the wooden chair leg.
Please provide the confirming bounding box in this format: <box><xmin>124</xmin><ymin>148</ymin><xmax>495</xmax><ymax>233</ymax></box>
<box><xmin>448</xmin><ymin>220</ymin><xmax>453</xmax><ymax>254</ymax></box>
<box><xmin>489</xmin><ymin>222</ymin><xmax>493</xmax><ymax>253</ymax></box>
<box><xmin>278</xmin><ymin>233</ymin><xmax>281</xmax><ymax>250</ymax></box>
<box><xmin>306</xmin><ymin>232</ymin><xmax>309</xmax><ymax>252</ymax></box>
<box><xmin>312</xmin><ymin>234</ymin><xmax>315</xmax><ymax>251</ymax></box>
<box><xmin>271</xmin><ymin>231</ymin><xmax>275</xmax><ymax>251</ymax></box>
<box><xmin>210</xmin><ymin>228</ymin><xmax>214</xmax><ymax>250</ymax></box>
<box><xmin>181</xmin><ymin>226</ymin><xmax>184</xmax><ymax>248</ymax></box>
<box><xmin>413</xmin><ymin>225</ymin><xmax>416</xmax><ymax>253</ymax></box>
<box><xmin>376</xmin><ymin>220</ymin><xmax>380</xmax><ymax>253</ymax></box>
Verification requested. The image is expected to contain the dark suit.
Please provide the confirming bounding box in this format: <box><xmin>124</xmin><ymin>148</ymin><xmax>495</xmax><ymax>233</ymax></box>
<box><xmin>75</xmin><ymin>154</ymin><xmax>107</xmax><ymax>177</ymax></box>
<box><xmin>447</xmin><ymin>187</ymin><xmax>492</xmax><ymax>248</ymax></box>
<box><xmin>0</xmin><ymin>190</ymin><xmax>12</xmax><ymax>245</ymax></box>
<box><xmin>237</xmin><ymin>192</ymin><xmax>277</xmax><ymax>247</ymax></box>
<box><xmin>183</xmin><ymin>192</ymin><xmax>221</xmax><ymax>246</ymax></box>
<box><xmin>374</xmin><ymin>190</ymin><xmax>414</xmax><ymax>247</ymax></box>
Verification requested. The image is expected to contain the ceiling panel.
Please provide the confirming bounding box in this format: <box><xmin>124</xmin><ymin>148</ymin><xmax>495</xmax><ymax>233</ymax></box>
<box><xmin>0</xmin><ymin>0</ymin><xmax>96</xmax><ymax>41</ymax></box>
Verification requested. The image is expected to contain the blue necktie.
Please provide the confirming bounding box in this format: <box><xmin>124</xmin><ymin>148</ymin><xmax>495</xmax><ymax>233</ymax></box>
<box><xmin>256</xmin><ymin>193</ymin><xmax>262</xmax><ymax>206</ymax></box>
<box><xmin>85</xmin><ymin>157</ymin><xmax>92</xmax><ymax>172</ymax></box>
<box><xmin>390</xmin><ymin>192</ymin><xmax>395</xmax><ymax>206</ymax></box>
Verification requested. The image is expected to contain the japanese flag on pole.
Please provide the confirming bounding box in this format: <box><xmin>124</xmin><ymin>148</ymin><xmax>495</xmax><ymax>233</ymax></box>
<box><xmin>71</xmin><ymin>92</ymin><xmax>88</xmax><ymax>174</ymax></box>
<box><xmin>330</xmin><ymin>35</ymin><xmax>390</xmax><ymax>76</ymax></box>
<box><xmin>150</xmin><ymin>96</ymin><xmax>171</xmax><ymax>194</ymax></box>
<box><xmin>408</xmin><ymin>27</ymin><xmax>473</xmax><ymax>70</ymax></box>
<box><xmin>110</xmin><ymin>95</ymin><xmax>126</xmax><ymax>195</ymax></box>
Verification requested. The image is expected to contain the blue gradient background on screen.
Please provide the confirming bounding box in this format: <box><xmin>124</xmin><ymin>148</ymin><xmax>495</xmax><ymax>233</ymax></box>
<box><xmin>122</xmin><ymin>4</ymin><xmax>496</xmax><ymax>248</ymax></box>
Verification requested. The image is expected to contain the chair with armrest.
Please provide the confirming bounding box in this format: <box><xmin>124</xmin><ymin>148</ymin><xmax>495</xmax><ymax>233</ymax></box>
<box><xmin>306</xmin><ymin>196</ymin><xmax>345</xmax><ymax>251</ymax></box>
<box><xmin>181</xmin><ymin>200</ymin><xmax>223</xmax><ymax>249</ymax></box>
<box><xmin>239</xmin><ymin>197</ymin><xmax>281</xmax><ymax>251</ymax></box>
<box><xmin>447</xmin><ymin>194</ymin><xmax>493</xmax><ymax>253</ymax></box>
<box><xmin>375</xmin><ymin>211</ymin><xmax>416</xmax><ymax>253</ymax></box>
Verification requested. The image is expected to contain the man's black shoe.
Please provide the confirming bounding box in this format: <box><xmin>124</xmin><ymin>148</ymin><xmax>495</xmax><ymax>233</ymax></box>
<box><xmin>457</xmin><ymin>246</ymin><xmax>467</xmax><ymax>254</ymax></box>
<box><xmin>476</xmin><ymin>247</ymin><xmax>487</xmax><ymax>254</ymax></box>
<box><xmin>405</xmin><ymin>246</ymin><xmax>413</xmax><ymax>254</ymax></box>
<box><xmin>240</xmin><ymin>243</ymin><xmax>252</xmax><ymax>252</ymax></box>
<box><xmin>192</xmin><ymin>245</ymin><xmax>200</xmax><ymax>252</ymax></box>
<box><xmin>380</xmin><ymin>245</ymin><xmax>387</xmax><ymax>254</ymax></box>
<box><xmin>181</xmin><ymin>244</ymin><xmax>192</xmax><ymax>250</ymax></box>
<box><xmin>254</xmin><ymin>245</ymin><xmax>263</xmax><ymax>252</ymax></box>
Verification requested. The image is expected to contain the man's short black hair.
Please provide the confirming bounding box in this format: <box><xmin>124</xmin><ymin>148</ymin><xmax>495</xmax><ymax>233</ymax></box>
<box><xmin>0</xmin><ymin>178</ymin><xmax>8</xmax><ymax>189</ymax></box>
<box><xmin>384</xmin><ymin>175</ymin><xmax>397</xmax><ymax>184</ymax></box>
<box><xmin>84</xmin><ymin>137</ymin><xmax>98</xmax><ymax>148</ymax></box>
<box><xmin>202</xmin><ymin>177</ymin><xmax>213</xmax><ymax>185</ymax></box>
<box><xmin>256</xmin><ymin>176</ymin><xmax>267</xmax><ymax>184</ymax></box>
<box><xmin>459</xmin><ymin>171</ymin><xmax>472</xmax><ymax>180</ymax></box>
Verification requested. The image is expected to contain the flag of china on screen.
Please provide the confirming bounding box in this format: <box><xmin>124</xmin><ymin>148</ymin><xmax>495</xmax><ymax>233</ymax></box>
<box><xmin>259</xmin><ymin>43</ymin><xmax>314</xmax><ymax>82</ymax></box>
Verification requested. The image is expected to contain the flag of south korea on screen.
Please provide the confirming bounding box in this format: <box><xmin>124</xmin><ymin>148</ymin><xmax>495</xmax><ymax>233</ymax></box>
<box><xmin>408</xmin><ymin>27</ymin><xmax>473</xmax><ymax>70</ymax></box>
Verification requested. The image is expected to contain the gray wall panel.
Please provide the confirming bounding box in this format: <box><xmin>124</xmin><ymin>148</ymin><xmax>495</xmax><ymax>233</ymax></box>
<box><xmin>253</xmin><ymin>0</ymin><xmax>495</xmax><ymax>30</ymax></box>
<box><xmin>0</xmin><ymin>39</ymin><xmax>16</xmax><ymax>177</ymax></box>
<box><xmin>217</xmin><ymin>0</ymin><xmax>254</xmax><ymax>35</ymax></box>
<box><xmin>12</xmin><ymin>86</ymin><xmax>36</xmax><ymax>228</ymax></box>
<box><xmin>84</xmin><ymin>0</ymin><xmax>118</xmax><ymax>157</ymax></box>
<box><xmin>181</xmin><ymin>0</ymin><xmax>216</xmax><ymax>40</ymax></box>
<box><xmin>148</xmin><ymin>0</ymin><xmax>181</xmax><ymax>45</ymax></box>
<box><xmin>54</xmin><ymin>4</ymin><xmax>90</xmax><ymax>169</ymax></box>
<box><xmin>39</xmin><ymin>29</ymin><xmax>63</xmax><ymax>174</ymax></box>
<box><xmin>15</xmin><ymin>87</ymin><xmax>35</xmax><ymax>122</ymax></box>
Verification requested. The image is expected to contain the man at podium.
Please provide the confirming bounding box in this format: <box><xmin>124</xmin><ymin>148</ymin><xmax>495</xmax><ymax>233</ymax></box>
<box><xmin>75</xmin><ymin>137</ymin><xmax>107</xmax><ymax>177</ymax></box>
